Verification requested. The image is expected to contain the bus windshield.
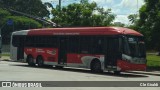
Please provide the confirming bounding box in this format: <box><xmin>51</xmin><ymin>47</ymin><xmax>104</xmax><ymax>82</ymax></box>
<box><xmin>123</xmin><ymin>36</ymin><xmax>146</xmax><ymax>58</ymax></box>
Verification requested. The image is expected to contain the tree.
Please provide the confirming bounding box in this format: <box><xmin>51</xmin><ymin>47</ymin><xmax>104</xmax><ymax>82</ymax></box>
<box><xmin>51</xmin><ymin>0</ymin><xmax>115</xmax><ymax>27</ymax></box>
<box><xmin>0</xmin><ymin>9</ymin><xmax>42</xmax><ymax>44</ymax></box>
<box><xmin>0</xmin><ymin>0</ymin><xmax>50</xmax><ymax>18</ymax></box>
<box><xmin>2</xmin><ymin>16</ymin><xmax>42</xmax><ymax>44</ymax></box>
<box><xmin>0</xmin><ymin>9</ymin><xmax>42</xmax><ymax>30</ymax></box>
<box><xmin>5</xmin><ymin>16</ymin><xmax>42</xmax><ymax>30</ymax></box>
<box><xmin>0</xmin><ymin>8</ymin><xmax>11</xmax><ymax>25</ymax></box>
<box><xmin>0</xmin><ymin>0</ymin><xmax>16</xmax><ymax>9</ymax></box>
<box><xmin>128</xmin><ymin>14</ymin><xmax>138</xmax><ymax>24</ymax></box>
<box><xmin>138</xmin><ymin>0</ymin><xmax>160</xmax><ymax>50</ymax></box>
<box><xmin>113</xmin><ymin>22</ymin><xmax>125</xmax><ymax>27</ymax></box>
<box><xmin>127</xmin><ymin>14</ymin><xmax>139</xmax><ymax>30</ymax></box>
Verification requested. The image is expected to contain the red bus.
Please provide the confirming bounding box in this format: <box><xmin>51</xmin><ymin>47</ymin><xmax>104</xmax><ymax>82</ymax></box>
<box><xmin>10</xmin><ymin>27</ymin><xmax>146</xmax><ymax>73</ymax></box>
<box><xmin>0</xmin><ymin>35</ymin><xmax>2</xmax><ymax>58</ymax></box>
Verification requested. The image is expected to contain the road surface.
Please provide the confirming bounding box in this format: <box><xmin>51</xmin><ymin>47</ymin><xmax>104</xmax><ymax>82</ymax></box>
<box><xmin>0</xmin><ymin>57</ymin><xmax>160</xmax><ymax>90</ymax></box>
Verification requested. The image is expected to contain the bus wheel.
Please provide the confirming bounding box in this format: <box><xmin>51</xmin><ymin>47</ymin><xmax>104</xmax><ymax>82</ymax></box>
<box><xmin>114</xmin><ymin>71</ymin><xmax>121</xmax><ymax>75</ymax></box>
<box><xmin>27</xmin><ymin>55</ymin><xmax>35</xmax><ymax>66</ymax></box>
<box><xmin>55</xmin><ymin>66</ymin><xmax>64</xmax><ymax>69</ymax></box>
<box><xmin>90</xmin><ymin>60</ymin><xmax>102</xmax><ymax>73</ymax></box>
<box><xmin>37</xmin><ymin>56</ymin><xmax>44</xmax><ymax>67</ymax></box>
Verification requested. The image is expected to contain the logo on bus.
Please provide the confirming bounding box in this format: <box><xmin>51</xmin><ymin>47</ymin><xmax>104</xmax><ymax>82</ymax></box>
<box><xmin>47</xmin><ymin>50</ymin><xmax>56</xmax><ymax>55</ymax></box>
<box><xmin>36</xmin><ymin>49</ymin><xmax>45</xmax><ymax>53</ymax></box>
<box><xmin>27</xmin><ymin>49</ymin><xmax>32</xmax><ymax>52</ymax></box>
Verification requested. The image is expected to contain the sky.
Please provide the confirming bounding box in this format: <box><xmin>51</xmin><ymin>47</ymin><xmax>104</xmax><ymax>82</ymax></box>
<box><xmin>41</xmin><ymin>0</ymin><xmax>145</xmax><ymax>25</ymax></box>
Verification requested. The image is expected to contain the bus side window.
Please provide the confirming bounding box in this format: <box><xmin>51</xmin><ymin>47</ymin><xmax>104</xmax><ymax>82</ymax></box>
<box><xmin>12</xmin><ymin>35</ymin><xmax>19</xmax><ymax>47</ymax></box>
<box><xmin>51</xmin><ymin>36</ymin><xmax>59</xmax><ymax>48</ymax></box>
<box><xmin>13</xmin><ymin>35</ymin><xmax>25</xmax><ymax>47</ymax></box>
<box><xmin>34</xmin><ymin>36</ymin><xmax>48</xmax><ymax>47</ymax></box>
<box><xmin>67</xmin><ymin>36</ymin><xmax>79</xmax><ymax>53</ymax></box>
<box><xmin>25</xmin><ymin>36</ymin><xmax>35</xmax><ymax>47</ymax></box>
<box><xmin>79</xmin><ymin>36</ymin><xmax>92</xmax><ymax>54</ymax></box>
<box><xmin>92</xmin><ymin>37</ymin><xmax>104</xmax><ymax>54</ymax></box>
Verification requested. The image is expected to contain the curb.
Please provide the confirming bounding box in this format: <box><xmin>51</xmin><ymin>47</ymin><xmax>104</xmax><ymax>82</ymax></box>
<box><xmin>127</xmin><ymin>71</ymin><xmax>160</xmax><ymax>76</ymax></box>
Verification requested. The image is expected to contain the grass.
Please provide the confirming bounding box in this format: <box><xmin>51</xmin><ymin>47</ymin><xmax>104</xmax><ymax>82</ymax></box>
<box><xmin>146</xmin><ymin>50</ymin><xmax>157</xmax><ymax>53</ymax></box>
<box><xmin>2</xmin><ymin>53</ymin><xmax>10</xmax><ymax>56</ymax></box>
<box><xmin>147</xmin><ymin>54</ymin><xmax>160</xmax><ymax>70</ymax></box>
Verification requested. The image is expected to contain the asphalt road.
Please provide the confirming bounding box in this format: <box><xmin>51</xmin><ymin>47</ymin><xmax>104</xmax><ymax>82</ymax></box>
<box><xmin>0</xmin><ymin>57</ymin><xmax>160</xmax><ymax>90</ymax></box>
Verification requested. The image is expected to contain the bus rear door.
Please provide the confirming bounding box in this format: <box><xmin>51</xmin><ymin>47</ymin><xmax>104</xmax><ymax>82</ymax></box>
<box><xmin>58</xmin><ymin>37</ymin><xmax>68</xmax><ymax>64</ymax></box>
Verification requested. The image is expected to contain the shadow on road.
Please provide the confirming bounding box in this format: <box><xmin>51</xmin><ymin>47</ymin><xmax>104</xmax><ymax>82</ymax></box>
<box><xmin>147</xmin><ymin>67</ymin><xmax>160</xmax><ymax>71</ymax></box>
<box><xmin>10</xmin><ymin>64</ymin><xmax>148</xmax><ymax>78</ymax></box>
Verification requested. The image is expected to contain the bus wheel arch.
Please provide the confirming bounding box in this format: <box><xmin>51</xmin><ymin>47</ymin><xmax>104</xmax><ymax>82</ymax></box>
<box><xmin>90</xmin><ymin>58</ymin><xmax>102</xmax><ymax>73</ymax></box>
<box><xmin>114</xmin><ymin>71</ymin><xmax>121</xmax><ymax>75</ymax></box>
<box><xmin>36</xmin><ymin>55</ymin><xmax>44</xmax><ymax>67</ymax></box>
<box><xmin>27</xmin><ymin>54</ymin><xmax>35</xmax><ymax>66</ymax></box>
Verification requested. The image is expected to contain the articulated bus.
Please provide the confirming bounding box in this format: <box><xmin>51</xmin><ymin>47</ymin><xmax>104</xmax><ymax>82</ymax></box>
<box><xmin>10</xmin><ymin>27</ymin><xmax>146</xmax><ymax>73</ymax></box>
<box><xmin>0</xmin><ymin>35</ymin><xmax>2</xmax><ymax>58</ymax></box>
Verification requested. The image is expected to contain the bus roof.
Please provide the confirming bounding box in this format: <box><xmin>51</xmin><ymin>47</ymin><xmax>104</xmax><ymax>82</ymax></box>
<box><xmin>14</xmin><ymin>27</ymin><xmax>143</xmax><ymax>36</ymax></box>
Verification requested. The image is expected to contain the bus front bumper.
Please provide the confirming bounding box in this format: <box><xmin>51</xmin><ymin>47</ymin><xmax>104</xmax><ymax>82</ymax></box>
<box><xmin>117</xmin><ymin>60</ymin><xmax>146</xmax><ymax>71</ymax></box>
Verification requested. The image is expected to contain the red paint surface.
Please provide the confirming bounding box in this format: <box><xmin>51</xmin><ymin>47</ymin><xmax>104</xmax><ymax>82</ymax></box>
<box><xmin>24</xmin><ymin>48</ymin><xmax>58</xmax><ymax>62</ymax></box>
<box><xmin>28</xmin><ymin>27</ymin><xmax>143</xmax><ymax>36</ymax></box>
<box><xmin>117</xmin><ymin>60</ymin><xmax>146</xmax><ymax>71</ymax></box>
<box><xmin>67</xmin><ymin>53</ymin><xmax>103</xmax><ymax>63</ymax></box>
<box><xmin>24</xmin><ymin>48</ymin><xmax>104</xmax><ymax>64</ymax></box>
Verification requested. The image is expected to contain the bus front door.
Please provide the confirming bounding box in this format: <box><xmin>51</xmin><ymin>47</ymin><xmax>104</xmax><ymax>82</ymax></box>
<box><xmin>58</xmin><ymin>38</ymin><xmax>67</xmax><ymax>64</ymax></box>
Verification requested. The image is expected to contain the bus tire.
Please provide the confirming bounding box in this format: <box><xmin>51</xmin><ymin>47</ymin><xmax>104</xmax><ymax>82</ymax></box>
<box><xmin>55</xmin><ymin>66</ymin><xmax>64</xmax><ymax>69</ymax></box>
<box><xmin>42</xmin><ymin>63</ymin><xmax>53</xmax><ymax>68</ymax></box>
<box><xmin>27</xmin><ymin>55</ymin><xmax>35</xmax><ymax>66</ymax></box>
<box><xmin>114</xmin><ymin>71</ymin><xmax>121</xmax><ymax>75</ymax></box>
<box><xmin>90</xmin><ymin>59</ymin><xmax>102</xmax><ymax>73</ymax></box>
<box><xmin>37</xmin><ymin>56</ymin><xmax>44</xmax><ymax>67</ymax></box>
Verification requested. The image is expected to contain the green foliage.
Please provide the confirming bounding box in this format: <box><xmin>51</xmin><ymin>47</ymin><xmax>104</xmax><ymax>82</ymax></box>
<box><xmin>0</xmin><ymin>0</ymin><xmax>50</xmax><ymax>18</ymax></box>
<box><xmin>0</xmin><ymin>0</ymin><xmax>16</xmax><ymax>9</ymax></box>
<box><xmin>0</xmin><ymin>8</ymin><xmax>11</xmax><ymax>18</ymax></box>
<box><xmin>0</xmin><ymin>9</ymin><xmax>42</xmax><ymax>44</ymax></box>
<box><xmin>1</xmin><ymin>16</ymin><xmax>42</xmax><ymax>44</ymax></box>
<box><xmin>44</xmin><ymin>2</ymin><xmax>53</xmax><ymax>9</ymax></box>
<box><xmin>0</xmin><ymin>0</ymin><xmax>49</xmax><ymax>44</ymax></box>
<box><xmin>113</xmin><ymin>22</ymin><xmax>125</xmax><ymax>27</ymax></box>
<box><xmin>127</xmin><ymin>14</ymin><xmax>139</xmax><ymax>30</ymax></box>
<box><xmin>51</xmin><ymin>1</ymin><xmax>115</xmax><ymax>27</ymax></box>
<box><xmin>138</xmin><ymin>0</ymin><xmax>160</xmax><ymax>50</ymax></box>
<box><xmin>128</xmin><ymin>0</ymin><xmax>160</xmax><ymax>50</ymax></box>
<box><xmin>0</xmin><ymin>8</ymin><xmax>42</xmax><ymax>30</ymax></box>
<box><xmin>5</xmin><ymin>16</ymin><xmax>42</xmax><ymax>30</ymax></box>
<box><xmin>0</xmin><ymin>9</ymin><xmax>11</xmax><ymax>25</ymax></box>
<box><xmin>128</xmin><ymin>14</ymin><xmax>138</xmax><ymax>24</ymax></box>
